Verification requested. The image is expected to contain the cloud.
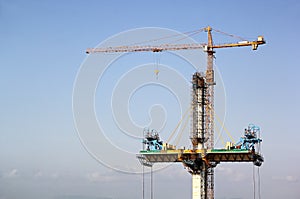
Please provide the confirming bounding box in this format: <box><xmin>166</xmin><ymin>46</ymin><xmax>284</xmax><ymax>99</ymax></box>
<box><xmin>217</xmin><ymin>166</ymin><xmax>233</xmax><ymax>175</ymax></box>
<box><xmin>216</xmin><ymin>166</ymin><xmax>248</xmax><ymax>182</ymax></box>
<box><xmin>34</xmin><ymin>171</ymin><xmax>43</xmax><ymax>178</ymax></box>
<box><xmin>272</xmin><ymin>175</ymin><xmax>299</xmax><ymax>183</ymax></box>
<box><xmin>32</xmin><ymin>170</ymin><xmax>61</xmax><ymax>180</ymax></box>
<box><xmin>55</xmin><ymin>195</ymin><xmax>112</xmax><ymax>199</ymax></box>
<box><xmin>51</xmin><ymin>172</ymin><xmax>60</xmax><ymax>179</ymax></box>
<box><xmin>3</xmin><ymin>169</ymin><xmax>19</xmax><ymax>178</ymax></box>
<box><xmin>86</xmin><ymin>171</ymin><xmax>116</xmax><ymax>183</ymax></box>
<box><xmin>286</xmin><ymin>175</ymin><xmax>298</xmax><ymax>182</ymax></box>
<box><xmin>155</xmin><ymin>164</ymin><xmax>189</xmax><ymax>180</ymax></box>
<box><xmin>8</xmin><ymin>169</ymin><xmax>18</xmax><ymax>177</ymax></box>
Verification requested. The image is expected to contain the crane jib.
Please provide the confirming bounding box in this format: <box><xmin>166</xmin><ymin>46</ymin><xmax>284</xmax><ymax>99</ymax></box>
<box><xmin>86</xmin><ymin>37</ymin><xmax>265</xmax><ymax>54</ymax></box>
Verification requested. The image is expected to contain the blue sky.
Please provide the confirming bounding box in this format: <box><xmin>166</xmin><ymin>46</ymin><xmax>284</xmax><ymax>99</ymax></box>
<box><xmin>1</xmin><ymin>0</ymin><xmax>300</xmax><ymax>199</ymax></box>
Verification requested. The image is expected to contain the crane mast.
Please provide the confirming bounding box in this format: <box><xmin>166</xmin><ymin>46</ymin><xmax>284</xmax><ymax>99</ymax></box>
<box><xmin>86</xmin><ymin>26</ymin><xmax>265</xmax><ymax>199</ymax></box>
<box><xmin>205</xmin><ymin>26</ymin><xmax>215</xmax><ymax>199</ymax></box>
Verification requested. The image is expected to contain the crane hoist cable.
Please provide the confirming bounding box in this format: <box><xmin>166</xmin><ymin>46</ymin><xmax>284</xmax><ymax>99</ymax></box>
<box><xmin>150</xmin><ymin>28</ymin><xmax>205</xmax><ymax>79</ymax></box>
<box><xmin>258</xmin><ymin>167</ymin><xmax>261</xmax><ymax>199</ymax></box>
<box><xmin>253</xmin><ymin>164</ymin><xmax>256</xmax><ymax>199</ymax></box>
<box><xmin>252</xmin><ymin>164</ymin><xmax>262</xmax><ymax>199</ymax></box>
<box><xmin>152</xmin><ymin>52</ymin><xmax>161</xmax><ymax>79</ymax></box>
<box><xmin>254</xmin><ymin>130</ymin><xmax>263</xmax><ymax>199</ymax></box>
<box><xmin>257</xmin><ymin>127</ymin><xmax>262</xmax><ymax>154</ymax></box>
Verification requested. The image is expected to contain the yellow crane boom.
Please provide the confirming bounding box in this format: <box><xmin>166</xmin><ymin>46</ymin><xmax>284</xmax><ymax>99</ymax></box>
<box><xmin>86</xmin><ymin>33</ymin><xmax>265</xmax><ymax>54</ymax></box>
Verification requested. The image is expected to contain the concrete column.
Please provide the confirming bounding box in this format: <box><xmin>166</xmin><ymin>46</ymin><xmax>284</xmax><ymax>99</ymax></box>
<box><xmin>192</xmin><ymin>174</ymin><xmax>201</xmax><ymax>199</ymax></box>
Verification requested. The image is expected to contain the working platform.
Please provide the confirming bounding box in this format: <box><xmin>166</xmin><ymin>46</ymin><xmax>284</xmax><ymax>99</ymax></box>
<box><xmin>137</xmin><ymin>148</ymin><xmax>264</xmax><ymax>166</ymax></box>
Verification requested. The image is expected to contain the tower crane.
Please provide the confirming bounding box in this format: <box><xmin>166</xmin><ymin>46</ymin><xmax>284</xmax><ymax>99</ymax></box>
<box><xmin>86</xmin><ymin>26</ymin><xmax>265</xmax><ymax>199</ymax></box>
